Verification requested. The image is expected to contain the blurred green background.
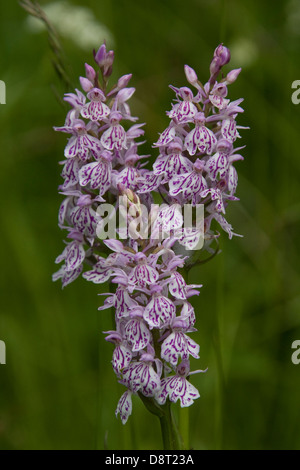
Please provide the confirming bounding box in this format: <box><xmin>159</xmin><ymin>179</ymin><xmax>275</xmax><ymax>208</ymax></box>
<box><xmin>1</xmin><ymin>0</ymin><xmax>300</xmax><ymax>450</ymax></box>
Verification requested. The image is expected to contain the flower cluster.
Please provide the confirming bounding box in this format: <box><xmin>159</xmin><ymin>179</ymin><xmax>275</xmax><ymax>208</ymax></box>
<box><xmin>139</xmin><ymin>44</ymin><xmax>247</xmax><ymax>248</ymax></box>
<box><xmin>85</xmin><ymin>237</ymin><xmax>205</xmax><ymax>423</ymax></box>
<box><xmin>53</xmin><ymin>43</ymin><xmax>246</xmax><ymax>424</ymax></box>
<box><xmin>53</xmin><ymin>43</ymin><xmax>148</xmax><ymax>287</ymax></box>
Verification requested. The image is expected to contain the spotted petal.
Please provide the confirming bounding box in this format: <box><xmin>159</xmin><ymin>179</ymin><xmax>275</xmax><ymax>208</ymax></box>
<box><xmin>64</xmin><ymin>134</ymin><xmax>102</xmax><ymax>161</ymax></box>
<box><xmin>112</xmin><ymin>344</ymin><xmax>132</xmax><ymax>375</ymax></box>
<box><xmin>82</xmin><ymin>266</ymin><xmax>113</xmax><ymax>284</ymax></box>
<box><xmin>81</xmin><ymin>100</ymin><xmax>110</xmax><ymax>121</ymax></box>
<box><xmin>221</xmin><ymin>118</ymin><xmax>239</xmax><ymax>142</ymax></box>
<box><xmin>115</xmin><ymin>390</ymin><xmax>133</xmax><ymax>425</ymax></box>
<box><xmin>78</xmin><ymin>160</ymin><xmax>111</xmax><ymax>194</ymax></box>
<box><xmin>58</xmin><ymin>196</ymin><xmax>74</xmax><ymax>225</ymax></box>
<box><xmin>209</xmin><ymin>93</ymin><xmax>230</xmax><ymax>109</ymax></box>
<box><xmin>115</xmin><ymin>287</ymin><xmax>138</xmax><ymax>319</ymax></box>
<box><xmin>61</xmin><ymin>158</ymin><xmax>80</xmax><ymax>189</ymax></box>
<box><xmin>124</xmin><ymin>318</ymin><xmax>151</xmax><ymax>352</ymax></box>
<box><xmin>121</xmin><ymin>362</ymin><xmax>161</xmax><ymax>397</ymax></box>
<box><xmin>213</xmin><ymin>213</ymin><xmax>239</xmax><ymax>239</ymax></box>
<box><xmin>176</xmin><ymin>227</ymin><xmax>204</xmax><ymax>250</ymax></box>
<box><xmin>169</xmin><ymin>171</ymin><xmax>207</xmax><ymax>200</ymax></box>
<box><xmin>206</xmin><ymin>152</ymin><xmax>229</xmax><ymax>181</ymax></box>
<box><xmin>227</xmin><ymin>165</ymin><xmax>238</xmax><ymax>195</ymax></box>
<box><xmin>128</xmin><ymin>264</ymin><xmax>159</xmax><ymax>286</ymax></box>
<box><xmin>101</xmin><ymin>124</ymin><xmax>127</xmax><ymax>150</ymax></box>
<box><xmin>116</xmin><ymin>167</ymin><xmax>138</xmax><ymax>188</ymax></box>
<box><xmin>168</xmin><ymin>272</ymin><xmax>186</xmax><ymax>299</ymax></box>
<box><xmin>155</xmin><ymin>204</ymin><xmax>183</xmax><ymax>234</ymax></box>
<box><xmin>154</xmin><ymin>153</ymin><xmax>193</xmax><ymax>180</ymax></box>
<box><xmin>154</xmin><ymin>125</ymin><xmax>176</xmax><ymax>147</ymax></box>
<box><xmin>143</xmin><ymin>295</ymin><xmax>175</xmax><ymax>329</ymax></box>
<box><xmin>161</xmin><ymin>332</ymin><xmax>200</xmax><ymax>366</ymax></box>
<box><xmin>168</xmin><ymin>101</ymin><xmax>198</xmax><ymax>123</ymax></box>
<box><xmin>56</xmin><ymin>241</ymin><xmax>85</xmax><ymax>272</ymax></box>
<box><xmin>201</xmin><ymin>188</ymin><xmax>225</xmax><ymax>214</ymax></box>
<box><xmin>156</xmin><ymin>375</ymin><xmax>200</xmax><ymax>407</ymax></box>
<box><xmin>184</xmin><ymin>126</ymin><xmax>217</xmax><ymax>155</ymax></box>
<box><xmin>52</xmin><ymin>264</ymin><xmax>83</xmax><ymax>287</ymax></box>
<box><xmin>70</xmin><ymin>205</ymin><xmax>98</xmax><ymax>236</ymax></box>
<box><xmin>137</xmin><ymin>171</ymin><xmax>163</xmax><ymax>193</ymax></box>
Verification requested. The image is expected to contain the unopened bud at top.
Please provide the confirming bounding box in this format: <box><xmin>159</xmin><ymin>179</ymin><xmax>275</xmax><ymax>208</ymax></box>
<box><xmin>117</xmin><ymin>87</ymin><xmax>135</xmax><ymax>103</ymax></box>
<box><xmin>104</xmin><ymin>51</ymin><xmax>114</xmax><ymax>76</ymax></box>
<box><xmin>94</xmin><ymin>43</ymin><xmax>107</xmax><ymax>66</ymax></box>
<box><xmin>94</xmin><ymin>43</ymin><xmax>114</xmax><ymax>77</ymax></box>
<box><xmin>225</xmin><ymin>68</ymin><xmax>242</xmax><ymax>84</ymax></box>
<box><xmin>117</xmin><ymin>74</ymin><xmax>132</xmax><ymax>89</ymax></box>
<box><xmin>209</xmin><ymin>56</ymin><xmax>222</xmax><ymax>77</ymax></box>
<box><xmin>84</xmin><ymin>63</ymin><xmax>96</xmax><ymax>82</ymax></box>
<box><xmin>79</xmin><ymin>76</ymin><xmax>93</xmax><ymax>92</ymax></box>
<box><xmin>184</xmin><ymin>65</ymin><xmax>198</xmax><ymax>85</ymax></box>
<box><xmin>214</xmin><ymin>44</ymin><xmax>231</xmax><ymax>66</ymax></box>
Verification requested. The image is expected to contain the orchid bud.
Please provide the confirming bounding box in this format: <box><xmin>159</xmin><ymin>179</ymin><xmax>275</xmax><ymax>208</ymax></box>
<box><xmin>94</xmin><ymin>44</ymin><xmax>114</xmax><ymax>77</ymax></box>
<box><xmin>84</xmin><ymin>63</ymin><xmax>96</xmax><ymax>82</ymax></box>
<box><xmin>184</xmin><ymin>65</ymin><xmax>198</xmax><ymax>85</ymax></box>
<box><xmin>103</xmin><ymin>50</ymin><xmax>114</xmax><ymax>77</ymax></box>
<box><xmin>79</xmin><ymin>76</ymin><xmax>93</xmax><ymax>92</ymax></box>
<box><xmin>94</xmin><ymin>43</ymin><xmax>107</xmax><ymax>66</ymax></box>
<box><xmin>209</xmin><ymin>56</ymin><xmax>221</xmax><ymax>77</ymax></box>
<box><xmin>117</xmin><ymin>73</ymin><xmax>132</xmax><ymax>89</ymax></box>
<box><xmin>117</xmin><ymin>87</ymin><xmax>135</xmax><ymax>103</ymax></box>
<box><xmin>214</xmin><ymin>44</ymin><xmax>231</xmax><ymax>66</ymax></box>
<box><xmin>225</xmin><ymin>68</ymin><xmax>242</xmax><ymax>84</ymax></box>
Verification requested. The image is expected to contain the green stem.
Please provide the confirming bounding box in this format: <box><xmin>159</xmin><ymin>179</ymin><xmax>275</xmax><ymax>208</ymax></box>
<box><xmin>138</xmin><ymin>395</ymin><xmax>183</xmax><ymax>450</ymax></box>
<box><xmin>178</xmin><ymin>406</ymin><xmax>189</xmax><ymax>450</ymax></box>
<box><xmin>138</xmin><ymin>317</ymin><xmax>184</xmax><ymax>450</ymax></box>
<box><xmin>159</xmin><ymin>401</ymin><xmax>182</xmax><ymax>450</ymax></box>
